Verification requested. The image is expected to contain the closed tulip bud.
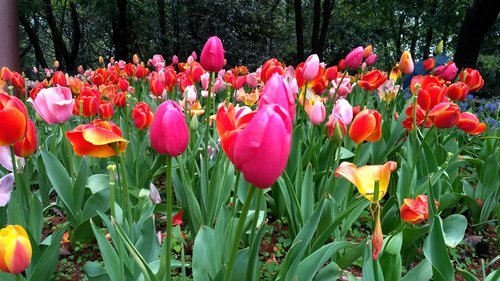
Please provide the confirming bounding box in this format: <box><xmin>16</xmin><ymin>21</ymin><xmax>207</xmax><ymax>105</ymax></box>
<box><xmin>0</xmin><ymin>225</ymin><xmax>32</xmax><ymax>274</ymax></box>
<box><xmin>349</xmin><ymin>109</ymin><xmax>382</xmax><ymax>143</ymax></box>
<box><xmin>344</xmin><ymin>46</ymin><xmax>364</xmax><ymax>70</ymax></box>
<box><xmin>372</xmin><ymin>210</ymin><xmax>383</xmax><ymax>260</ymax></box>
<box><xmin>53</xmin><ymin>60</ymin><xmax>60</xmax><ymax>69</ymax></box>
<box><xmin>436</xmin><ymin>40</ymin><xmax>443</xmax><ymax>55</ymax></box>
<box><xmin>365</xmin><ymin>54</ymin><xmax>377</xmax><ymax>65</ymax></box>
<box><xmin>303</xmin><ymin>54</ymin><xmax>320</xmax><ymax>81</ymax></box>
<box><xmin>0</xmin><ymin>93</ymin><xmax>28</xmax><ymax>146</ymax></box>
<box><xmin>200</xmin><ymin>36</ymin><xmax>225</xmax><ymax>72</ymax></box>
<box><xmin>14</xmin><ymin>119</ymin><xmax>38</xmax><ymax>157</ymax></box>
<box><xmin>0</xmin><ymin>67</ymin><xmax>12</xmax><ymax>81</ymax></box>
<box><xmin>423</xmin><ymin>58</ymin><xmax>435</xmax><ymax>71</ymax></box>
<box><xmin>440</xmin><ymin>62</ymin><xmax>458</xmax><ymax>81</ymax></box>
<box><xmin>118</xmin><ymin>78</ymin><xmax>129</xmax><ymax>92</ymax></box>
<box><xmin>98</xmin><ymin>56</ymin><xmax>105</xmax><ymax>64</ymax></box>
<box><xmin>133</xmin><ymin>54</ymin><xmax>140</xmax><ymax>65</ymax></box>
<box><xmin>190</xmin><ymin>114</ymin><xmax>199</xmax><ymax>130</ymax></box>
<box><xmin>172</xmin><ymin>55</ymin><xmax>179</xmax><ymax>65</ymax></box>
<box><xmin>446</xmin><ymin>82</ymin><xmax>469</xmax><ymax>101</ymax></box>
<box><xmin>150</xmin><ymin>100</ymin><xmax>189</xmax><ymax>157</ymax></box>
<box><xmin>363</xmin><ymin>44</ymin><xmax>373</xmax><ymax>58</ymax></box>
<box><xmin>308</xmin><ymin>101</ymin><xmax>326</xmax><ymax>125</ymax></box>
<box><xmin>149</xmin><ymin>183</ymin><xmax>162</xmax><ymax>204</ymax></box>
<box><xmin>456</xmin><ymin>112</ymin><xmax>486</xmax><ymax>135</ymax></box>
<box><xmin>398</xmin><ymin>51</ymin><xmax>414</xmax><ymax>75</ymax></box>
<box><xmin>98</xmin><ymin>101</ymin><xmax>114</xmax><ymax>119</ymax></box>
<box><xmin>132</xmin><ymin>102</ymin><xmax>154</xmax><ymax>130</ymax></box>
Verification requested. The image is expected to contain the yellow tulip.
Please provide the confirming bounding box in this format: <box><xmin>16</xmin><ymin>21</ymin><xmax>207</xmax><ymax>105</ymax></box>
<box><xmin>0</xmin><ymin>225</ymin><xmax>32</xmax><ymax>274</ymax></box>
<box><xmin>334</xmin><ymin>161</ymin><xmax>397</xmax><ymax>202</ymax></box>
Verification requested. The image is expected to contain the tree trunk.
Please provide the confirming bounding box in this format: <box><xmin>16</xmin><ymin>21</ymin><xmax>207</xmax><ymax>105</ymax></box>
<box><xmin>454</xmin><ymin>0</ymin><xmax>500</xmax><ymax>69</ymax></box>
<box><xmin>0</xmin><ymin>0</ymin><xmax>19</xmax><ymax>72</ymax></box>
<box><xmin>43</xmin><ymin>0</ymin><xmax>67</xmax><ymax>68</ymax></box>
<box><xmin>157</xmin><ymin>0</ymin><xmax>168</xmax><ymax>55</ymax></box>
<box><xmin>19</xmin><ymin>15</ymin><xmax>48</xmax><ymax>69</ymax></box>
<box><xmin>294</xmin><ymin>0</ymin><xmax>304</xmax><ymax>63</ymax></box>
<box><xmin>318</xmin><ymin>0</ymin><xmax>335</xmax><ymax>59</ymax></box>
<box><xmin>112</xmin><ymin>0</ymin><xmax>129</xmax><ymax>61</ymax></box>
<box><xmin>422</xmin><ymin>0</ymin><xmax>436</xmax><ymax>60</ymax></box>
<box><xmin>68</xmin><ymin>1</ymin><xmax>81</xmax><ymax>72</ymax></box>
<box><xmin>172</xmin><ymin>0</ymin><xmax>179</xmax><ymax>55</ymax></box>
<box><xmin>311</xmin><ymin>0</ymin><xmax>321</xmax><ymax>54</ymax></box>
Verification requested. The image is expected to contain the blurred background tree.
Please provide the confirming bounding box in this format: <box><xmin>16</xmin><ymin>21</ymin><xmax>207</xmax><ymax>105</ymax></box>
<box><xmin>16</xmin><ymin>0</ymin><xmax>499</xmax><ymax>95</ymax></box>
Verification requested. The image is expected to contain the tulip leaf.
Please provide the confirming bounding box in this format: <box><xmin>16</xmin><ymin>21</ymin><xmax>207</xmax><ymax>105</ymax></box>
<box><xmin>73</xmin><ymin>157</ymin><xmax>89</xmax><ymax>211</ymax></box>
<box><xmin>296</xmin><ymin>241</ymin><xmax>352</xmax><ymax>281</ymax></box>
<box><xmin>91</xmin><ymin>219</ymin><xmax>125</xmax><ymax>281</ymax></box>
<box><xmin>380</xmin><ymin>232</ymin><xmax>403</xmax><ymax>281</ymax></box>
<box><xmin>300</xmin><ymin>164</ymin><xmax>314</xmax><ymax>222</ymax></box>
<box><xmin>361</xmin><ymin>243</ymin><xmax>384</xmax><ymax>281</ymax></box>
<box><xmin>401</xmin><ymin>259</ymin><xmax>432</xmax><ymax>281</ymax></box>
<box><xmin>83</xmin><ymin>261</ymin><xmax>112</xmax><ymax>281</ymax></box>
<box><xmin>314</xmin><ymin>262</ymin><xmax>342</xmax><ymax>281</ymax></box>
<box><xmin>192</xmin><ymin>226</ymin><xmax>222</xmax><ymax>281</ymax></box>
<box><xmin>28</xmin><ymin>224</ymin><xmax>67</xmax><ymax>281</ymax></box>
<box><xmin>41</xmin><ymin>149</ymin><xmax>78</xmax><ymax>225</ymax></box>
<box><xmin>82</xmin><ymin>188</ymin><xmax>110</xmax><ymax>221</ymax></box>
<box><xmin>457</xmin><ymin>268</ymin><xmax>481</xmax><ymax>281</ymax></box>
<box><xmin>442</xmin><ymin>214</ymin><xmax>467</xmax><ymax>248</ymax></box>
<box><xmin>28</xmin><ymin>195</ymin><xmax>43</xmax><ymax>244</ymax></box>
<box><xmin>423</xmin><ymin>215</ymin><xmax>454</xmax><ymax>281</ymax></box>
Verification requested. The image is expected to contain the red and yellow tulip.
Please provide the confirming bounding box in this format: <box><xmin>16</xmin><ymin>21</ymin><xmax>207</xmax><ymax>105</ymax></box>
<box><xmin>0</xmin><ymin>225</ymin><xmax>32</xmax><ymax>274</ymax></box>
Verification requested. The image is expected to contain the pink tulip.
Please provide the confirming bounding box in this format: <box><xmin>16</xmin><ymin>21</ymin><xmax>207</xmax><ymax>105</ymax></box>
<box><xmin>303</xmin><ymin>54</ymin><xmax>320</xmax><ymax>81</ymax></box>
<box><xmin>344</xmin><ymin>46</ymin><xmax>364</xmax><ymax>70</ymax></box>
<box><xmin>258</xmin><ymin>73</ymin><xmax>296</xmax><ymax>120</ymax></box>
<box><xmin>440</xmin><ymin>62</ymin><xmax>458</xmax><ymax>81</ymax></box>
<box><xmin>150</xmin><ymin>100</ymin><xmax>189</xmax><ymax>157</ymax></box>
<box><xmin>172</xmin><ymin>55</ymin><xmax>179</xmax><ymax>65</ymax></box>
<box><xmin>365</xmin><ymin>54</ymin><xmax>377</xmax><ymax>65</ymax></box>
<box><xmin>32</xmin><ymin>87</ymin><xmax>75</xmax><ymax>124</ymax></box>
<box><xmin>331</xmin><ymin>98</ymin><xmax>353</xmax><ymax>125</ymax></box>
<box><xmin>330</xmin><ymin>77</ymin><xmax>353</xmax><ymax>98</ymax></box>
<box><xmin>216</xmin><ymin>103</ymin><xmax>292</xmax><ymax>188</ymax></box>
<box><xmin>200</xmin><ymin>36</ymin><xmax>225</xmax><ymax>72</ymax></box>
<box><xmin>309</xmin><ymin>101</ymin><xmax>326</xmax><ymax>125</ymax></box>
<box><xmin>245</xmin><ymin>73</ymin><xmax>258</xmax><ymax>88</ymax></box>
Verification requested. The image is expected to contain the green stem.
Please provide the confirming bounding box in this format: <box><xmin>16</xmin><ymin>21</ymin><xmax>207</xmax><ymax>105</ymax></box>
<box><xmin>224</xmin><ymin>185</ymin><xmax>256</xmax><ymax>281</ymax></box>
<box><xmin>412</xmin><ymin>86</ymin><xmax>420</xmax><ymax>140</ymax></box>
<box><xmin>117</xmin><ymin>154</ymin><xmax>132</xmax><ymax>224</ymax></box>
<box><xmin>165</xmin><ymin>155</ymin><xmax>173</xmax><ymax>281</ymax></box>
<box><xmin>246</xmin><ymin>188</ymin><xmax>263</xmax><ymax>281</ymax></box>
<box><xmin>10</xmin><ymin>146</ymin><xmax>28</xmax><ymax>219</ymax></box>
<box><xmin>107</xmin><ymin>165</ymin><xmax>117</xmax><ymax>219</ymax></box>
<box><xmin>16</xmin><ymin>273</ymin><xmax>23</xmax><ymax>281</ymax></box>
<box><xmin>203</xmin><ymin>72</ymin><xmax>215</xmax><ymax>197</ymax></box>
<box><xmin>229</xmin><ymin>171</ymin><xmax>241</xmax><ymax>220</ymax></box>
<box><xmin>60</xmin><ymin>124</ymin><xmax>74</xmax><ymax>183</ymax></box>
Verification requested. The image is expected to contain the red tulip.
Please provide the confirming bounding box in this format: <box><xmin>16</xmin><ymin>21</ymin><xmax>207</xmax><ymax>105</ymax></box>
<box><xmin>456</xmin><ymin>112</ymin><xmax>486</xmax><ymax>135</ymax></box>
<box><xmin>258</xmin><ymin>73</ymin><xmax>296</xmax><ymax>120</ymax></box>
<box><xmin>200</xmin><ymin>36</ymin><xmax>225</xmax><ymax>72</ymax></box>
<box><xmin>459</xmin><ymin>68</ymin><xmax>484</xmax><ymax>92</ymax></box>
<box><xmin>91</xmin><ymin>68</ymin><xmax>107</xmax><ymax>86</ymax></box>
<box><xmin>132</xmin><ymin>102</ymin><xmax>154</xmax><ymax>130</ymax></box>
<box><xmin>52</xmin><ymin>71</ymin><xmax>67</xmax><ymax>87</ymax></box>
<box><xmin>261</xmin><ymin>58</ymin><xmax>284</xmax><ymax>83</ymax></box>
<box><xmin>410</xmin><ymin>75</ymin><xmax>447</xmax><ymax>111</ymax></box>
<box><xmin>0</xmin><ymin>93</ymin><xmax>28</xmax><ymax>146</ymax></box>
<box><xmin>402</xmin><ymin>103</ymin><xmax>432</xmax><ymax>131</ymax></box>
<box><xmin>118</xmin><ymin>78</ymin><xmax>129</xmax><ymax>92</ymax></box>
<box><xmin>98</xmin><ymin>100</ymin><xmax>114</xmax><ymax>119</ymax></box>
<box><xmin>150</xmin><ymin>72</ymin><xmax>166</xmax><ymax>97</ymax></box>
<box><xmin>357</xmin><ymin>70</ymin><xmax>387</xmax><ymax>91</ymax></box>
<box><xmin>216</xmin><ymin>103</ymin><xmax>292</xmax><ymax>188</ymax></box>
<box><xmin>0</xmin><ymin>67</ymin><xmax>12</xmax><ymax>81</ymax></box>
<box><xmin>150</xmin><ymin>100</ymin><xmax>189</xmax><ymax>157</ymax></box>
<box><xmin>400</xmin><ymin>195</ymin><xmax>439</xmax><ymax>224</ymax></box>
<box><xmin>428</xmin><ymin>102</ymin><xmax>460</xmax><ymax>128</ymax></box>
<box><xmin>14</xmin><ymin>119</ymin><xmax>37</xmax><ymax>157</ymax></box>
<box><xmin>66</xmin><ymin>119</ymin><xmax>127</xmax><ymax>157</ymax></box>
<box><xmin>423</xmin><ymin>58</ymin><xmax>435</xmax><ymax>71</ymax></box>
<box><xmin>73</xmin><ymin>86</ymin><xmax>100</xmax><ymax>117</ymax></box>
<box><xmin>349</xmin><ymin>109</ymin><xmax>382</xmax><ymax>143</ymax></box>
<box><xmin>446</xmin><ymin>82</ymin><xmax>469</xmax><ymax>101</ymax></box>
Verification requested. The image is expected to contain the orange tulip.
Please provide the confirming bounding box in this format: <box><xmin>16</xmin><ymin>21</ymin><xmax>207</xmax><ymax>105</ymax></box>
<box><xmin>357</xmin><ymin>70</ymin><xmax>387</xmax><ymax>91</ymax></box>
<box><xmin>0</xmin><ymin>225</ymin><xmax>32</xmax><ymax>274</ymax></box>
<box><xmin>348</xmin><ymin>109</ymin><xmax>381</xmax><ymax>143</ymax></box>
<box><xmin>0</xmin><ymin>93</ymin><xmax>28</xmax><ymax>146</ymax></box>
<box><xmin>400</xmin><ymin>195</ymin><xmax>439</xmax><ymax>224</ymax></box>
<box><xmin>446</xmin><ymin>82</ymin><xmax>469</xmax><ymax>101</ymax></box>
<box><xmin>66</xmin><ymin>119</ymin><xmax>127</xmax><ymax>157</ymax></box>
<box><xmin>459</xmin><ymin>68</ymin><xmax>484</xmax><ymax>92</ymax></box>
<box><xmin>334</xmin><ymin>161</ymin><xmax>397</xmax><ymax>203</ymax></box>
<box><xmin>14</xmin><ymin>119</ymin><xmax>38</xmax><ymax>157</ymax></box>
<box><xmin>132</xmin><ymin>102</ymin><xmax>154</xmax><ymax>130</ymax></box>
<box><xmin>398</xmin><ymin>51</ymin><xmax>414</xmax><ymax>75</ymax></box>
<box><xmin>456</xmin><ymin>112</ymin><xmax>486</xmax><ymax>135</ymax></box>
<box><xmin>428</xmin><ymin>102</ymin><xmax>460</xmax><ymax>128</ymax></box>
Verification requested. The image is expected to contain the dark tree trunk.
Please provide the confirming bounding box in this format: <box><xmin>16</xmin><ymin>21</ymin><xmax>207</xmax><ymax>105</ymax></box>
<box><xmin>318</xmin><ymin>0</ymin><xmax>335</xmax><ymax>59</ymax></box>
<box><xmin>68</xmin><ymin>1</ymin><xmax>81</xmax><ymax>71</ymax></box>
<box><xmin>395</xmin><ymin>14</ymin><xmax>404</xmax><ymax>56</ymax></box>
<box><xmin>43</xmin><ymin>0</ymin><xmax>66</xmax><ymax>68</ymax></box>
<box><xmin>454</xmin><ymin>0</ymin><xmax>500</xmax><ymax>69</ymax></box>
<box><xmin>294</xmin><ymin>0</ymin><xmax>304</xmax><ymax>63</ymax></box>
<box><xmin>409</xmin><ymin>16</ymin><xmax>419</xmax><ymax>56</ymax></box>
<box><xmin>172</xmin><ymin>0</ymin><xmax>179</xmax><ymax>55</ymax></box>
<box><xmin>112</xmin><ymin>0</ymin><xmax>129</xmax><ymax>61</ymax></box>
<box><xmin>0</xmin><ymin>0</ymin><xmax>19</xmax><ymax>73</ymax></box>
<box><xmin>19</xmin><ymin>15</ymin><xmax>48</xmax><ymax>69</ymax></box>
<box><xmin>157</xmin><ymin>0</ymin><xmax>168</xmax><ymax>55</ymax></box>
<box><xmin>422</xmin><ymin>0</ymin><xmax>436</xmax><ymax>60</ymax></box>
<box><xmin>311</xmin><ymin>0</ymin><xmax>321</xmax><ymax>54</ymax></box>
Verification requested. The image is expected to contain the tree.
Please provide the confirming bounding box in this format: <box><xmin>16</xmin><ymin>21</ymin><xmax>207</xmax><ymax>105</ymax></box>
<box><xmin>454</xmin><ymin>0</ymin><xmax>500</xmax><ymax>69</ymax></box>
<box><xmin>0</xmin><ymin>0</ymin><xmax>20</xmax><ymax>72</ymax></box>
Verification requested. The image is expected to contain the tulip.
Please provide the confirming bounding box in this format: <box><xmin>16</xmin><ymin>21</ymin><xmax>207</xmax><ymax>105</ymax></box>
<box><xmin>73</xmin><ymin>86</ymin><xmax>100</xmax><ymax>117</ymax></box>
<box><xmin>365</xmin><ymin>54</ymin><xmax>377</xmax><ymax>65</ymax></box>
<box><xmin>423</xmin><ymin>57</ymin><xmax>435</xmax><ymax>71</ymax></box>
<box><xmin>118</xmin><ymin>78</ymin><xmax>129</xmax><ymax>92</ymax></box>
<box><xmin>308</xmin><ymin>100</ymin><xmax>326</xmax><ymax>125</ymax></box>
<box><xmin>325</xmin><ymin>66</ymin><xmax>338</xmax><ymax>81</ymax></box>
<box><xmin>372</xmin><ymin>209</ymin><xmax>383</xmax><ymax>260</ymax></box>
<box><xmin>363</xmin><ymin>45</ymin><xmax>373</xmax><ymax>58</ymax></box>
<box><xmin>258</xmin><ymin>73</ymin><xmax>296</xmax><ymax>120</ymax></box>
<box><xmin>32</xmin><ymin>87</ymin><xmax>75</xmax><ymax>124</ymax></box>
<box><xmin>334</xmin><ymin>161</ymin><xmax>397</xmax><ymax>202</ymax></box>
<box><xmin>402</xmin><ymin>103</ymin><xmax>432</xmax><ymax>131</ymax></box>
<box><xmin>172</xmin><ymin>55</ymin><xmax>179</xmax><ymax>65</ymax></box>
<box><xmin>91</xmin><ymin>68</ymin><xmax>107</xmax><ymax>86</ymax></box>
<box><xmin>428</xmin><ymin>102</ymin><xmax>460</xmax><ymax>128</ymax></box>
<box><xmin>0</xmin><ymin>93</ymin><xmax>28</xmax><ymax>146</ymax></box>
<box><xmin>398</xmin><ymin>51</ymin><xmax>414</xmax><ymax>75</ymax></box>
<box><xmin>303</xmin><ymin>54</ymin><xmax>320</xmax><ymax>81</ymax></box>
<box><xmin>150</xmin><ymin>100</ymin><xmax>189</xmax><ymax>157</ymax></box>
<box><xmin>0</xmin><ymin>146</ymin><xmax>24</xmax><ymax>172</ymax></box>
<box><xmin>456</xmin><ymin>112</ymin><xmax>486</xmax><ymax>135</ymax></box>
<box><xmin>459</xmin><ymin>68</ymin><xmax>484</xmax><ymax>92</ymax></box>
<box><xmin>389</xmin><ymin>65</ymin><xmax>402</xmax><ymax>81</ymax></box>
<box><xmin>98</xmin><ymin>100</ymin><xmax>114</xmax><ymax>119</ymax></box>
<box><xmin>349</xmin><ymin>109</ymin><xmax>382</xmax><ymax>143</ymax></box>
<box><xmin>66</xmin><ymin>119</ymin><xmax>127</xmax><ymax>157</ymax></box>
<box><xmin>200</xmin><ymin>36</ymin><xmax>225</xmax><ymax>72</ymax></box>
<box><xmin>261</xmin><ymin>58</ymin><xmax>285</xmax><ymax>83</ymax></box>
<box><xmin>377</xmin><ymin>79</ymin><xmax>400</xmax><ymax>103</ymax></box>
<box><xmin>446</xmin><ymin>82</ymin><xmax>469</xmax><ymax>101</ymax></box>
<box><xmin>11</xmin><ymin>73</ymin><xmax>25</xmax><ymax>91</ymax></box>
<box><xmin>325</xmin><ymin>99</ymin><xmax>353</xmax><ymax>140</ymax></box>
<box><xmin>132</xmin><ymin>102</ymin><xmax>154</xmax><ymax>130</ymax></box>
<box><xmin>149</xmin><ymin>183</ymin><xmax>162</xmax><ymax>204</ymax></box>
<box><xmin>52</xmin><ymin>71</ymin><xmax>67</xmax><ymax>87</ymax></box>
<box><xmin>410</xmin><ymin>75</ymin><xmax>447</xmax><ymax>111</ymax></box>
<box><xmin>150</xmin><ymin>72</ymin><xmax>166</xmax><ymax>97</ymax></box>
<box><xmin>14</xmin><ymin>119</ymin><xmax>37</xmax><ymax>157</ymax></box>
<box><xmin>0</xmin><ymin>67</ymin><xmax>12</xmax><ymax>81</ymax></box>
<box><xmin>330</xmin><ymin>77</ymin><xmax>352</xmax><ymax>98</ymax></box>
<box><xmin>68</xmin><ymin>77</ymin><xmax>83</xmax><ymax>95</ymax></box>
<box><xmin>0</xmin><ymin>225</ymin><xmax>32</xmax><ymax>274</ymax></box>
<box><xmin>172</xmin><ymin>210</ymin><xmax>184</xmax><ymax>225</ymax></box>
<box><xmin>344</xmin><ymin>46</ymin><xmax>364</xmax><ymax>70</ymax></box>
<box><xmin>400</xmin><ymin>195</ymin><xmax>439</xmax><ymax>224</ymax></box>
<box><xmin>216</xmin><ymin>103</ymin><xmax>292</xmax><ymax>188</ymax></box>
<box><xmin>440</xmin><ymin>62</ymin><xmax>458</xmax><ymax>81</ymax></box>
<box><xmin>357</xmin><ymin>70</ymin><xmax>387</xmax><ymax>91</ymax></box>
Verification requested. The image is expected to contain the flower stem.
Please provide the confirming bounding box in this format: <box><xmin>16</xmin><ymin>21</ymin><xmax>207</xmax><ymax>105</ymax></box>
<box><xmin>16</xmin><ymin>273</ymin><xmax>23</xmax><ymax>281</ymax></box>
<box><xmin>165</xmin><ymin>155</ymin><xmax>173</xmax><ymax>281</ymax></box>
<box><xmin>60</xmin><ymin>124</ymin><xmax>74</xmax><ymax>183</ymax></box>
<box><xmin>117</xmin><ymin>153</ymin><xmax>132</xmax><ymax>224</ymax></box>
<box><xmin>224</xmin><ymin>185</ymin><xmax>256</xmax><ymax>281</ymax></box>
<box><xmin>246</xmin><ymin>188</ymin><xmax>263</xmax><ymax>281</ymax></box>
<box><xmin>9</xmin><ymin>146</ymin><xmax>28</xmax><ymax>217</ymax></box>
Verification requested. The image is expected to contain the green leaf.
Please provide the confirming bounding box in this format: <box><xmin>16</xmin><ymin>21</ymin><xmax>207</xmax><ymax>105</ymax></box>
<box><xmin>73</xmin><ymin>157</ymin><xmax>90</xmax><ymax>211</ymax></box>
<box><xmin>84</xmin><ymin>261</ymin><xmax>112</xmax><ymax>281</ymax></box>
<box><xmin>442</xmin><ymin>214</ymin><xmax>467</xmax><ymax>248</ymax></box>
<box><xmin>314</xmin><ymin>262</ymin><xmax>342</xmax><ymax>281</ymax></box>
<box><xmin>300</xmin><ymin>164</ymin><xmax>314</xmax><ymax>222</ymax></box>
<box><xmin>423</xmin><ymin>216</ymin><xmax>454</xmax><ymax>281</ymax></box>
<box><xmin>296</xmin><ymin>241</ymin><xmax>352</xmax><ymax>281</ymax></box>
<box><xmin>192</xmin><ymin>226</ymin><xmax>221</xmax><ymax>281</ymax></box>
<box><xmin>401</xmin><ymin>259</ymin><xmax>432</xmax><ymax>281</ymax></box>
<box><xmin>380</xmin><ymin>232</ymin><xmax>403</xmax><ymax>281</ymax></box>
<box><xmin>457</xmin><ymin>268</ymin><xmax>480</xmax><ymax>281</ymax></box>
<box><xmin>485</xmin><ymin>269</ymin><xmax>500</xmax><ymax>281</ymax></box>
<box><xmin>28</xmin><ymin>195</ymin><xmax>43</xmax><ymax>244</ymax></box>
<box><xmin>41</xmin><ymin>149</ymin><xmax>78</xmax><ymax>224</ymax></box>
<box><xmin>82</xmin><ymin>188</ymin><xmax>110</xmax><ymax>221</ymax></box>
<box><xmin>361</xmin><ymin>243</ymin><xmax>384</xmax><ymax>281</ymax></box>
<box><xmin>28</xmin><ymin>225</ymin><xmax>67</xmax><ymax>281</ymax></box>
<box><xmin>91</xmin><ymin>219</ymin><xmax>125</xmax><ymax>281</ymax></box>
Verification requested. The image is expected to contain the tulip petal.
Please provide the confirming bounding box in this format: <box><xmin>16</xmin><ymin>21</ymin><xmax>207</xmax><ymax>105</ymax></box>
<box><xmin>82</xmin><ymin>127</ymin><xmax>126</xmax><ymax>146</ymax></box>
<box><xmin>0</xmin><ymin>108</ymin><xmax>27</xmax><ymax>146</ymax></box>
<box><xmin>66</xmin><ymin>129</ymin><xmax>116</xmax><ymax>157</ymax></box>
<box><xmin>0</xmin><ymin>173</ymin><xmax>14</xmax><ymax>206</ymax></box>
<box><xmin>349</xmin><ymin>112</ymin><xmax>375</xmax><ymax>144</ymax></box>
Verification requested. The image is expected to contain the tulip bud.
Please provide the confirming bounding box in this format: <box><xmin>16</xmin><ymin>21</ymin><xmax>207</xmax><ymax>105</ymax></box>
<box><xmin>436</xmin><ymin>40</ymin><xmax>443</xmax><ymax>55</ymax></box>
<box><xmin>0</xmin><ymin>225</ymin><xmax>32</xmax><ymax>274</ymax></box>
<box><xmin>365</xmin><ymin>54</ymin><xmax>377</xmax><ymax>65</ymax></box>
<box><xmin>53</xmin><ymin>60</ymin><xmax>60</xmax><ymax>69</ymax></box>
<box><xmin>172</xmin><ymin>55</ymin><xmax>179</xmax><ymax>65</ymax></box>
<box><xmin>150</xmin><ymin>100</ymin><xmax>189</xmax><ymax>157</ymax></box>
<box><xmin>308</xmin><ymin>101</ymin><xmax>326</xmax><ymax>125</ymax></box>
<box><xmin>344</xmin><ymin>46</ymin><xmax>364</xmax><ymax>70</ymax></box>
<box><xmin>200</xmin><ymin>36</ymin><xmax>225</xmax><ymax>72</ymax></box>
<box><xmin>398</xmin><ymin>51</ymin><xmax>414</xmax><ymax>75</ymax></box>
<box><xmin>303</xmin><ymin>54</ymin><xmax>320</xmax><ymax>81</ymax></box>
<box><xmin>190</xmin><ymin>114</ymin><xmax>199</xmax><ymax>130</ymax></box>
<box><xmin>149</xmin><ymin>183</ymin><xmax>162</xmax><ymax>204</ymax></box>
<box><xmin>133</xmin><ymin>54</ymin><xmax>140</xmax><ymax>65</ymax></box>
